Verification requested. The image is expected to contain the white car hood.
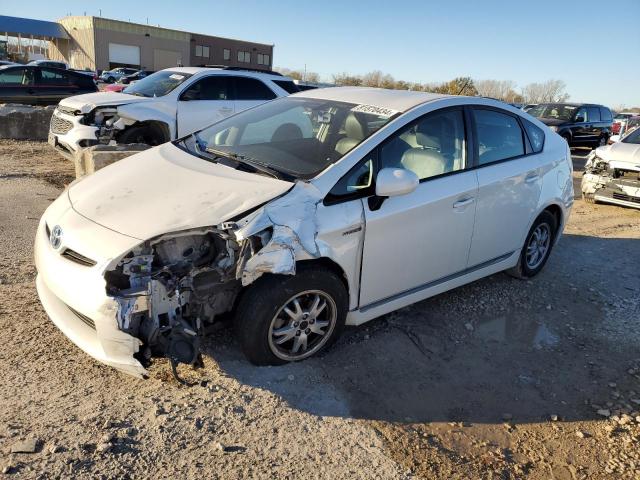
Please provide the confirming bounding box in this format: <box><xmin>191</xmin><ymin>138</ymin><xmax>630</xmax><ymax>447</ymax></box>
<box><xmin>68</xmin><ymin>143</ymin><xmax>293</xmax><ymax>240</ymax></box>
<box><xmin>596</xmin><ymin>142</ymin><xmax>640</xmax><ymax>171</ymax></box>
<box><xmin>59</xmin><ymin>92</ymin><xmax>150</xmax><ymax>113</ymax></box>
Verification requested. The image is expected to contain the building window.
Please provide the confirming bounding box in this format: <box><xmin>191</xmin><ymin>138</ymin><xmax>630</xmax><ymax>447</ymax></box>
<box><xmin>257</xmin><ymin>53</ymin><xmax>270</xmax><ymax>66</ymax></box>
<box><xmin>238</xmin><ymin>51</ymin><xmax>251</xmax><ymax>63</ymax></box>
<box><xmin>223</xmin><ymin>49</ymin><xmax>230</xmax><ymax>60</ymax></box>
<box><xmin>195</xmin><ymin>45</ymin><xmax>210</xmax><ymax>58</ymax></box>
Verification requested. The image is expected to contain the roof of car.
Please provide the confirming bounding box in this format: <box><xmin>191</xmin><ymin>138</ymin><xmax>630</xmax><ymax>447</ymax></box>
<box><xmin>163</xmin><ymin>67</ymin><xmax>286</xmax><ymax>79</ymax></box>
<box><xmin>292</xmin><ymin>87</ymin><xmax>450</xmax><ymax>112</ymax></box>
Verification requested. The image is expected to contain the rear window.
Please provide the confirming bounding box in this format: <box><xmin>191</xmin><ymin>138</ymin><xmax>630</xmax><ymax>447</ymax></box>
<box><xmin>273</xmin><ymin>80</ymin><xmax>300</xmax><ymax>94</ymax></box>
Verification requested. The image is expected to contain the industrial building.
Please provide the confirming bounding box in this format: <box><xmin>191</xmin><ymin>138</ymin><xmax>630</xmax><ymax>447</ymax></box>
<box><xmin>0</xmin><ymin>15</ymin><xmax>274</xmax><ymax>72</ymax></box>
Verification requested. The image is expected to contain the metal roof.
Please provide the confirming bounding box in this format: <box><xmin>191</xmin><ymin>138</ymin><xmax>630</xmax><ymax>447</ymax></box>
<box><xmin>0</xmin><ymin>15</ymin><xmax>69</xmax><ymax>39</ymax></box>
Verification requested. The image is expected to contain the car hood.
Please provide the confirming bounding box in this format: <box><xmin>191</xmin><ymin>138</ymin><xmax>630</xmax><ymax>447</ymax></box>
<box><xmin>68</xmin><ymin>143</ymin><xmax>294</xmax><ymax>240</ymax></box>
<box><xmin>536</xmin><ymin>117</ymin><xmax>569</xmax><ymax>127</ymax></box>
<box><xmin>596</xmin><ymin>142</ymin><xmax>640</xmax><ymax>169</ymax></box>
<box><xmin>58</xmin><ymin>92</ymin><xmax>150</xmax><ymax>113</ymax></box>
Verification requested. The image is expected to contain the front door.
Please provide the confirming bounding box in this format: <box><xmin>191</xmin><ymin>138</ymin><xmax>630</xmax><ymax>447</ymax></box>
<box><xmin>177</xmin><ymin>76</ymin><xmax>235</xmax><ymax>137</ymax></box>
<box><xmin>358</xmin><ymin>108</ymin><xmax>478</xmax><ymax>307</ymax></box>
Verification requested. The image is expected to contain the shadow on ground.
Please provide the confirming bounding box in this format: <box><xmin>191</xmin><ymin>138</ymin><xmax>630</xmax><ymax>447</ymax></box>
<box><xmin>202</xmin><ymin>233</ymin><xmax>639</xmax><ymax>425</ymax></box>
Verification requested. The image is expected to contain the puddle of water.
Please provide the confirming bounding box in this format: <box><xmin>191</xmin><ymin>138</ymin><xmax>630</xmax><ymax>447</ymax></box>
<box><xmin>475</xmin><ymin>316</ymin><xmax>559</xmax><ymax>349</ymax></box>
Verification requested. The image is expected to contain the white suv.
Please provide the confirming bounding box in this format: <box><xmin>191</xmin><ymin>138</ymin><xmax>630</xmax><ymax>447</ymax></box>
<box><xmin>48</xmin><ymin>67</ymin><xmax>297</xmax><ymax>159</ymax></box>
<box><xmin>36</xmin><ymin>88</ymin><xmax>573</xmax><ymax>378</ymax></box>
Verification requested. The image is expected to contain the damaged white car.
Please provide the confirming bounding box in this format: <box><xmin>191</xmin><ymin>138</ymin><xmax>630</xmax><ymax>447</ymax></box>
<box><xmin>35</xmin><ymin>87</ymin><xmax>574</xmax><ymax>378</ymax></box>
<box><xmin>582</xmin><ymin>127</ymin><xmax>640</xmax><ymax>209</ymax></box>
<box><xmin>48</xmin><ymin>67</ymin><xmax>296</xmax><ymax>159</ymax></box>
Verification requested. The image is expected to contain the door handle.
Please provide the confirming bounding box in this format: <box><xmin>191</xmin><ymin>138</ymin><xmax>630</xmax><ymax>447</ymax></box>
<box><xmin>525</xmin><ymin>173</ymin><xmax>540</xmax><ymax>183</ymax></box>
<box><xmin>453</xmin><ymin>197</ymin><xmax>475</xmax><ymax>208</ymax></box>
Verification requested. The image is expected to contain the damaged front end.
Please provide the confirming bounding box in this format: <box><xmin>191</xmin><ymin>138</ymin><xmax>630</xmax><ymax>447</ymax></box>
<box><xmin>105</xmin><ymin>228</ymin><xmax>245</xmax><ymax>380</ymax></box>
<box><xmin>582</xmin><ymin>152</ymin><xmax>640</xmax><ymax>209</ymax></box>
<box><xmin>81</xmin><ymin>107</ymin><xmax>129</xmax><ymax>144</ymax></box>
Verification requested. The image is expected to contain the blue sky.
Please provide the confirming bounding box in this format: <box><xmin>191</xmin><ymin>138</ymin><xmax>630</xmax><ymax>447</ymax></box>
<box><xmin>4</xmin><ymin>0</ymin><xmax>639</xmax><ymax>106</ymax></box>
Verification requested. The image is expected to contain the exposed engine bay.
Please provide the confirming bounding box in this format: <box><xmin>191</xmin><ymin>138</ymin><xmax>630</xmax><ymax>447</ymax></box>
<box><xmin>104</xmin><ymin>227</ymin><xmax>269</xmax><ymax>383</ymax></box>
<box><xmin>582</xmin><ymin>153</ymin><xmax>640</xmax><ymax>209</ymax></box>
<box><xmin>82</xmin><ymin>107</ymin><xmax>130</xmax><ymax>144</ymax></box>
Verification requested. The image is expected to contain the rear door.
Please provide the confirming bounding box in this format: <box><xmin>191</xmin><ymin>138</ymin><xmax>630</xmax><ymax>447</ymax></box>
<box><xmin>37</xmin><ymin>68</ymin><xmax>78</xmax><ymax>105</ymax></box>
<box><xmin>0</xmin><ymin>67</ymin><xmax>35</xmax><ymax>104</ymax></box>
<box><xmin>586</xmin><ymin>106</ymin><xmax>602</xmax><ymax>142</ymax></box>
<box><xmin>467</xmin><ymin>107</ymin><xmax>543</xmax><ymax>266</ymax></box>
<box><xmin>231</xmin><ymin>76</ymin><xmax>278</xmax><ymax>114</ymax></box>
<box><xmin>176</xmin><ymin>75</ymin><xmax>235</xmax><ymax>137</ymax></box>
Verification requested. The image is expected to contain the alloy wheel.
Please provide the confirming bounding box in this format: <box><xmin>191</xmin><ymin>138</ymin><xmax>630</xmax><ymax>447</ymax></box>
<box><xmin>525</xmin><ymin>223</ymin><xmax>551</xmax><ymax>270</ymax></box>
<box><xmin>268</xmin><ymin>290</ymin><xmax>337</xmax><ymax>361</ymax></box>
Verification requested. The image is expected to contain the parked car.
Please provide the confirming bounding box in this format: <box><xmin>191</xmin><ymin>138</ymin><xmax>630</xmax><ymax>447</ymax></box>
<box><xmin>0</xmin><ymin>60</ymin><xmax>19</xmax><ymax>66</ymax></box>
<box><xmin>0</xmin><ymin>64</ymin><xmax>97</xmax><ymax>105</ymax></box>
<box><xmin>48</xmin><ymin>67</ymin><xmax>298</xmax><ymax>159</ymax></box>
<box><xmin>28</xmin><ymin>59</ymin><xmax>68</xmax><ymax>70</ymax></box>
<box><xmin>527</xmin><ymin>103</ymin><xmax>613</xmax><ymax>148</ymax></box>
<box><xmin>612</xmin><ymin>111</ymin><xmax>639</xmax><ymax>135</ymax></box>
<box><xmin>522</xmin><ymin>104</ymin><xmax>537</xmax><ymax>112</ymax></box>
<box><xmin>103</xmin><ymin>83</ymin><xmax>127</xmax><ymax>93</ymax></box>
<box><xmin>608</xmin><ymin>115</ymin><xmax>640</xmax><ymax>144</ymax></box>
<box><xmin>100</xmin><ymin>67</ymin><xmax>138</xmax><ymax>83</ymax></box>
<box><xmin>35</xmin><ymin>88</ymin><xmax>573</xmax><ymax>377</ymax></box>
<box><xmin>582</xmin><ymin>126</ymin><xmax>640</xmax><ymax>209</ymax></box>
<box><xmin>118</xmin><ymin>70</ymin><xmax>154</xmax><ymax>84</ymax></box>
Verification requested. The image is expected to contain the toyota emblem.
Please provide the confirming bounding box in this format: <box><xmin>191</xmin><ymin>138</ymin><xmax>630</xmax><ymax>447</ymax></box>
<box><xmin>49</xmin><ymin>225</ymin><xmax>63</xmax><ymax>250</ymax></box>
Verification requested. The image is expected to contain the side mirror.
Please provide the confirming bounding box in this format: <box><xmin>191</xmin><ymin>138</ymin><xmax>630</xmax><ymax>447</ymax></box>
<box><xmin>575</xmin><ymin>115</ymin><xmax>585</xmax><ymax>123</ymax></box>
<box><xmin>375</xmin><ymin>168</ymin><xmax>419</xmax><ymax>197</ymax></box>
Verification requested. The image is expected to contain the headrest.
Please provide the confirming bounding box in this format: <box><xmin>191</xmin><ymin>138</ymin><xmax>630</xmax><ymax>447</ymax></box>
<box><xmin>344</xmin><ymin>113</ymin><xmax>366</xmax><ymax>140</ymax></box>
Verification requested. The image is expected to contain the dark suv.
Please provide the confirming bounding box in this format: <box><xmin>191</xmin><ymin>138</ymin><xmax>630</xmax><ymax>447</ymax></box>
<box><xmin>527</xmin><ymin>103</ymin><xmax>613</xmax><ymax>148</ymax></box>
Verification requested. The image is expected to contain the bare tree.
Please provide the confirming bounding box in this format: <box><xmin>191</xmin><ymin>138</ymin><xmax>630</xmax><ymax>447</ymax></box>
<box><xmin>522</xmin><ymin>80</ymin><xmax>569</xmax><ymax>103</ymax></box>
<box><xmin>475</xmin><ymin>79</ymin><xmax>517</xmax><ymax>100</ymax></box>
<box><xmin>332</xmin><ymin>72</ymin><xmax>362</xmax><ymax>86</ymax></box>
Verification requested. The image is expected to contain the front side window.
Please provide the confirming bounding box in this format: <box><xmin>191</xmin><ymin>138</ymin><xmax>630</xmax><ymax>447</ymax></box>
<box><xmin>180</xmin><ymin>76</ymin><xmax>230</xmax><ymax>101</ymax></box>
<box><xmin>575</xmin><ymin>107</ymin><xmax>587</xmax><ymax>122</ymax></box>
<box><xmin>233</xmin><ymin>77</ymin><xmax>276</xmax><ymax>101</ymax></box>
<box><xmin>0</xmin><ymin>67</ymin><xmax>33</xmax><ymax>85</ymax></box>
<box><xmin>474</xmin><ymin>109</ymin><xmax>525</xmax><ymax>165</ymax></box>
<box><xmin>186</xmin><ymin>97</ymin><xmax>399</xmax><ymax>179</ymax></box>
<box><xmin>380</xmin><ymin>109</ymin><xmax>466</xmax><ymax>180</ymax></box>
<box><xmin>587</xmin><ymin>107</ymin><xmax>601</xmax><ymax>122</ymax></box>
<box><xmin>123</xmin><ymin>70</ymin><xmax>192</xmax><ymax>97</ymax></box>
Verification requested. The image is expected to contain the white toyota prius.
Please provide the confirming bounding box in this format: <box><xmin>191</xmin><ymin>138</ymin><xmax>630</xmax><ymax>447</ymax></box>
<box><xmin>35</xmin><ymin>87</ymin><xmax>574</xmax><ymax>378</ymax></box>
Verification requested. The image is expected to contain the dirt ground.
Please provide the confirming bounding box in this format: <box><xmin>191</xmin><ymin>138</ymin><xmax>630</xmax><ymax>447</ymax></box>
<box><xmin>0</xmin><ymin>139</ymin><xmax>639</xmax><ymax>479</ymax></box>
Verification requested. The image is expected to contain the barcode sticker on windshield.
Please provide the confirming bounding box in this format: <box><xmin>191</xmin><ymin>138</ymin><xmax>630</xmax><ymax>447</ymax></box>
<box><xmin>169</xmin><ymin>74</ymin><xmax>185</xmax><ymax>80</ymax></box>
<box><xmin>351</xmin><ymin>104</ymin><xmax>399</xmax><ymax>117</ymax></box>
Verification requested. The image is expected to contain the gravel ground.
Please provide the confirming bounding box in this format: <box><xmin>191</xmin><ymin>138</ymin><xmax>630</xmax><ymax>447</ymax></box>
<box><xmin>0</xmin><ymin>140</ymin><xmax>639</xmax><ymax>479</ymax></box>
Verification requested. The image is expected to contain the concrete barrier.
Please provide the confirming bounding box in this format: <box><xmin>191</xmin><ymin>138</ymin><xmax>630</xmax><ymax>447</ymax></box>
<box><xmin>0</xmin><ymin>104</ymin><xmax>55</xmax><ymax>140</ymax></box>
<box><xmin>74</xmin><ymin>144</ymin><xmax>151</xmax><ymax>179</ymax></box>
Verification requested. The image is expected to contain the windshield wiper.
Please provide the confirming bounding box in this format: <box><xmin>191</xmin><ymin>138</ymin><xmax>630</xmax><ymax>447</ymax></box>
<box><xmin>205</xmin><ymin>147</ymin><xmax>291</xmax><ymax>180</ymax></box>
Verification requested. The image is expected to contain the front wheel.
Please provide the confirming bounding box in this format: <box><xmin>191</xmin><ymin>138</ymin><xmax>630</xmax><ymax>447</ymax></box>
<box><xmin>235</xmin><ymin>267</ymin><xmax>347</xmax><ymax>365</ymax></box>
<box><xmin>507</xmin><ymin>211</ymin><xmax>557</xmax><ymax>279</ymax></box>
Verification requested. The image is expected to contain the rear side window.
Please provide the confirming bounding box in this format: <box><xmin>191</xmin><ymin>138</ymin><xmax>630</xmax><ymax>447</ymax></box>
<box><xmin>587</xmin><ymin>107</ymin><xmax>601</xmax><ymax>122</ymax></box>
<box><xmin>273</xmin><ymin>80</ymin><xmax>300</xmax><ymax>94</ymax></box>
<box><xmin>0</xmin><ymin>67</ymin><xmax>33</xmax><ymax>85</ymax></box>
<box><xmin>600</xmin><ymin>107</ymin><xmax>612</xmax><ymax>122</ymax></box>
<box><xmin>40</xmin><ymin>68</ymin><xmax>70</xmax><ymax>85</ymax></box>
<box><xmin>473</xmin><ymin>109</ymin><xmax>525</xmax><ymax>165</ymax></box>
<box><xmin>233</xmin><ymin>76</ymin><xmax>277</xmax><ymax>100</ymax></box>
<box><xmin>522</xmin><ymin>119</ymin><xmax>545</xmax><ymax>153</ymax></box>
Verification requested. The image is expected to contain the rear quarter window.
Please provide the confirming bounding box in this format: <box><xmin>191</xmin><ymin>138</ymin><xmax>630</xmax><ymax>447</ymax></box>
<box><xmin>522</xmin><ymin>119</ymin><xmax>545</xmax><ymax>153</ymax></box>
<box><xmin>273</xmin><ymin>80</ymin><xmax>300</xmax><ymax>94</ymax></box>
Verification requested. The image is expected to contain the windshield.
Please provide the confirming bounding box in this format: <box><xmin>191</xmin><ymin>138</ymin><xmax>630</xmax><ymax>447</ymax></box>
<box><xmin>184</xmin><ymin>97</ymin><xmax>400</xmax><ymax>179</ymax></box>
<box><xmin>123</xmin><ymin>70</ymin><xmax>192</xmax><ymax>97</ymax></box>
<box><xmin>622</xmin><ymin>128</ymin><xmax>640</xmax><ymax>144</ymax></box>
<box><xmin>528</xmin><ymin>104</ymin><xmax>577</xmax><ymax>121</ymax></box>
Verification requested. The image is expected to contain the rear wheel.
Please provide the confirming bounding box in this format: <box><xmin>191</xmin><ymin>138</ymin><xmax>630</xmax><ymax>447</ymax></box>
<box><xmin>235</xmin><ymin>267</ymin><xmax>347</xmax><ymax>365</ymax></box>
<box><xmin>507</xmin><ymin>211</ymin><xmax>557</xmax><ymax>279</ymax></box>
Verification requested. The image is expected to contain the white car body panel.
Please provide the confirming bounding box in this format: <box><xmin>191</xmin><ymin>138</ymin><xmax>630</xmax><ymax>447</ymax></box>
<box><xmin>50</xmin><ymin>68</ymin><xmax>293</xmax><ymax>159</ymax></box>
<box><xmin>36</xmin><ymin>87</ymin><xmax>574</xmax><ymax>376</ymax></box>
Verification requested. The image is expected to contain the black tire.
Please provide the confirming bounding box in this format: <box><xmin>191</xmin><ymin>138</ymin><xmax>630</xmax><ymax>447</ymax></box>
<box><xmin>235</xmin><ymin>266</ymin><xmax>348</xmax><ymax>365</ymax></box>
<box><xmin>107</xmin><ymin>76</ymin><xmax>115</xmax><ymax>83</ymax></box>
<box><xmin>118</xmin><ymin>124</ymin><xmax>165</xmax><ymax>146</ymax></box>
<box><xmin>507</xmin><ymin>211</ymin><xmax>557</xmax><ymax>279</ymax></box>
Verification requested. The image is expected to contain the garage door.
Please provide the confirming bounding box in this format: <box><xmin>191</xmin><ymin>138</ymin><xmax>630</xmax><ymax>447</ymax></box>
<box><xmin>153</xmin><ymin>49</ymin><xmax>182</xmax><ymax>70</ymax></box>
<box><xmin>108</xmin><ymin>43</ymin><xmax>140</xmax><ymax>67</ymax></box>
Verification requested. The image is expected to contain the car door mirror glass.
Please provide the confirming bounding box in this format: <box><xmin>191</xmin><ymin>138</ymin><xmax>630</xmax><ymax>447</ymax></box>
<box><xmin>375</xmin><ymin>168</ymin><xmax>419</xmax><ymax>197</ymax></box>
